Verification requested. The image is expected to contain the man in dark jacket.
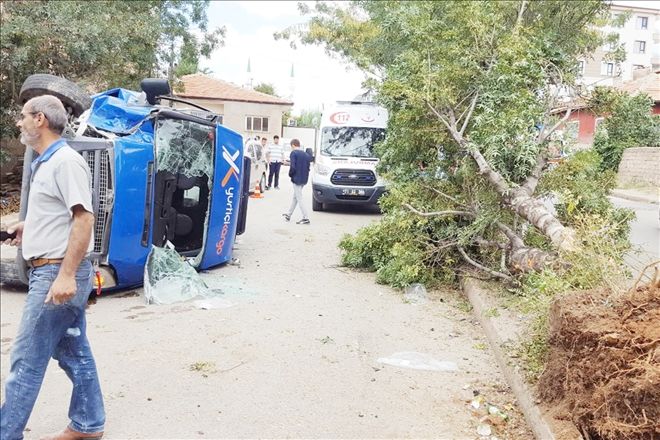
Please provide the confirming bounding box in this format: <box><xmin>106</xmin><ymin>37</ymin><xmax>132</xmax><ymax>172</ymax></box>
<box><xmin>282</xmin><ymin>138</ymin><xmax>313</xmax><ymax>224</ymax></box>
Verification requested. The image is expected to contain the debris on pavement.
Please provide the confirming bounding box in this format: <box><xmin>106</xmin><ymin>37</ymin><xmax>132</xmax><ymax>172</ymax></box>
<box><xmin>403</xmin><ymin>283</ymin><xmax>428</xmax><ymax>304</ymax></box>
<box><xmin>144</xmin><ymin>245</ymin><xmax>222</xmax><ymax>305</ymax></box>
<box><xmin>377</xmin><ymin>351</ymin><xmax>458</xmax><ymax>372</ymax></box>
<box><xmin>193</xmin><ymin>297</ymin><xmax>233</xmax><ymax>310</ymax></box>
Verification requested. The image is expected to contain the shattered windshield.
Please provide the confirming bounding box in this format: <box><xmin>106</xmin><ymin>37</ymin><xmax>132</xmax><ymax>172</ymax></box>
<box><xmin>320</xmin><ymin>127</ymin><xmax>385</xmax><ymax>158</ymax></box>
<box><xmin>155</xmin><ymin>118</ymin><xmax>214</xmax><ymax>178</ymax></box>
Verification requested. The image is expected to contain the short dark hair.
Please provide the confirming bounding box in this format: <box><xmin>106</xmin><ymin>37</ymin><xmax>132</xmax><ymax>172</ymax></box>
<box><xmin>291</xmin><ymin>138</ymin><xmax>300</xmax><ymax>147</ymax></box>
<box><xmin>273</xmin><ymin>135</ymin><xmax>279</xmax><ymax>140</ymax></box>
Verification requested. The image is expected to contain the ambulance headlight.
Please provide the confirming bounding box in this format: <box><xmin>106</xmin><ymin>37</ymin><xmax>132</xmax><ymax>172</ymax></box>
<box><xmin>316</xmin><ymin>164</ymin><xmax>331</xmax><ymax>176</ymax></box>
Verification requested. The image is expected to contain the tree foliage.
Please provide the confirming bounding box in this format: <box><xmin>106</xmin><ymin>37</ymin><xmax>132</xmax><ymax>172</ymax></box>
<box><xmin>291</xmin><ymin>1</ymin><xmax>630</xmax><ymax>287</ymax></box>
<box><xmin>253</xmin><ymin>83</ymin><xmax>279</xmax><ymax>96</ymax></box>
<box><xmin>591</xmin><ymin>88</ymin><xmax>660</xmax><ymax>171</ymax></box>
<box><xmin>0</xmin><ymin>0</ymin><xmax>223</xmax><ymax>138</ymax></box>
<box><xmin>295</xmin><ymin>109</ymin><xmax>321</xmax><ymax>128</ymax></box>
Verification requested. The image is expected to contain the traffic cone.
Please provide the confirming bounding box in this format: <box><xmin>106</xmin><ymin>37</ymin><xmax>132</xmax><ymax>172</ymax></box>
<box><xmin>250</xmin><ymin>183</ymin><xmax>263</xmax><ymax>199</ymax></box>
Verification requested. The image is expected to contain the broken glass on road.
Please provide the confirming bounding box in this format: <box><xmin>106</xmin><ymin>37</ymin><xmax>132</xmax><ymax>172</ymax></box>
<box><xmin>144</xmin><ymin>245</ymin><xmax>222</xmax><ymax>305</ymax></box>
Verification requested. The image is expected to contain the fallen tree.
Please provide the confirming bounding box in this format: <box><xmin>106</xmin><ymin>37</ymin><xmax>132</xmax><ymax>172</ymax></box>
<box><xmin>280</xmin><ymin>0</ymin><xmax>631</xmax><ymax>285</ymax></box>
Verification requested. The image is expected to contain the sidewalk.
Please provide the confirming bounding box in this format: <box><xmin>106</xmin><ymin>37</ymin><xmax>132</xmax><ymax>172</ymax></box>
<box><xmin>610</xmin><ymin>187</ymin><xmax>659</xmax><ymax>205</ymax></box>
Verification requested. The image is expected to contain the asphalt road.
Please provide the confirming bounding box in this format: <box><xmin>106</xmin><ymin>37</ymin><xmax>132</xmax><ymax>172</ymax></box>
<box><xmin>0</xmin><ymin>179</ymin><xmax>530</xmax><ymax>439</ymax></box>
<box><xmin>609</xmin><ymin>196</ymin><xmax>660</xmax><ymax>276</ymax></box>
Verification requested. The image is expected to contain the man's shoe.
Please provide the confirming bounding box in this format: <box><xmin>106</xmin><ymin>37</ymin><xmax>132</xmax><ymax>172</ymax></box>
<box><xmin>265</xmin><ymin>186</ymin><xmax>271</xmax><ymax>190</ymax></box>
<box><xmin>296</xmin><ymin>218</ymin><xmax>310</xmax><ymax>225</ymax></box>
<box><xmin>282</xmin><ymin>213</ymin><xmax>290</xmax><ymax>222</ymax></box>
<box><xmin>275</xmin><ymin>186</ymin><xmax>280</xmax><ymax>190</ymax></box>
<box><xmin>40</xmin><ymin>426</ymin><xmax>104</xmax><ymax>440</ymax></box>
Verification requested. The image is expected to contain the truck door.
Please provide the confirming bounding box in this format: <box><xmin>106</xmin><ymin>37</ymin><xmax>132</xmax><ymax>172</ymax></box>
<box><xmin>196</xmin><ymin>123</ymin><xmax>245</xmax><ymax>269</ymax></box>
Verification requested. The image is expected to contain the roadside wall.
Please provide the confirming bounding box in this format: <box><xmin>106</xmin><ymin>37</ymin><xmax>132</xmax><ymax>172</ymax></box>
<box><xmin>617</xmin><ymin>147</ymin><xmax>660</xmax><ymax>186</ymax></box>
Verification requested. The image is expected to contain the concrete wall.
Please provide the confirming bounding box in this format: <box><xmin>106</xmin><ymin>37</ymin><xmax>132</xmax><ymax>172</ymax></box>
<box><xmin>617</xmin><ymin>147</ymin><xmax>660</xmax><ymax>186</ymax></box>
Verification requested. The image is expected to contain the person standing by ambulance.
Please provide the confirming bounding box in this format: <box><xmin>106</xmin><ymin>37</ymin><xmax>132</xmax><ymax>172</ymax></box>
<box><xmin>282</xmin><ymin>139</ymin><xmax>313</xmax><ymax>224</ymax></box>
<box><xmin>266</xmin><ymin>135</ymin><xmax>284</xmax><ymax>190</ymax></box>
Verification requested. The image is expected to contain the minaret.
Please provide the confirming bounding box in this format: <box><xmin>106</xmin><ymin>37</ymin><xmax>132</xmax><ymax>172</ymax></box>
<box><xmin>246</xmin><ymin>57</ymin><xmax>253</xmax><ymax>89</ymax></box>
<box><xmin>287</xmin><ymin>63</ymin><xmax>295</xmax><ymax>100</ymax></box>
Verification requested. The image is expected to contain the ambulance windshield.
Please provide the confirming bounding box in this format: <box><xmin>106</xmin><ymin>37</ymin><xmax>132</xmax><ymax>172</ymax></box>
<box><xmin>320</xmin><ymin>127</ymin><xmax>385</xmax><ymax>158</ymax></box>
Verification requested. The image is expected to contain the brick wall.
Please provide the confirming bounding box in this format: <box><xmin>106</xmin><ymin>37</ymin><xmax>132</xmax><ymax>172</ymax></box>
<box><xmin>617</xmin><ymin>147</ymin><xmax>660</xmax><ymax>187</ymax></box>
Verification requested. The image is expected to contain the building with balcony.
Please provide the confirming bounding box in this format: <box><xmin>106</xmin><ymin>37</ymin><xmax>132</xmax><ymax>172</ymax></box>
<box><xmin>578</xmin><ymin>3</ymin><xmax>659</xmax><ymax>88</ymax></box>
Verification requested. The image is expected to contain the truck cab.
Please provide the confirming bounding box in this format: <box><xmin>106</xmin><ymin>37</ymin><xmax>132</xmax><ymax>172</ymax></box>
<box><xmin>8</xmin><ymin>75</ymin><xmax>250</xmax><ymax>292</ymax></box>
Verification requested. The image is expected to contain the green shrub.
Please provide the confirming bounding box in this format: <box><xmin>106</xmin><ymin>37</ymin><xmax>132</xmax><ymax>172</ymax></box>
<box><xmin>592</xmin><ymin>90</ymin><xmax>660</xmax><ymax>171</ymax></box>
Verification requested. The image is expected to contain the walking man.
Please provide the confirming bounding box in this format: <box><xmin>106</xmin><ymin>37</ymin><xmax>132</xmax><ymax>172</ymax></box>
<box><xmin>1</xmin><ymin>95</ymin><xmax>105</xmax><ymax>440</ymax></box>
<box><xmin>282</xmin><ymin>139</ymin><xmax>313</xmax><ymax>224</ymax></box>
<box><xmin>266</xmin><ymin>135</ymin><xmax>284</xmax><ymax>190</ymax></box>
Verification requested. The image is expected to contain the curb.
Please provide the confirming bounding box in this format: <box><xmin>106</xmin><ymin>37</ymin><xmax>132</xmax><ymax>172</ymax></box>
<box><xmin>460</xmin><ymin>277</ymin><xmax>567</xmax><ymax>440</ymax></box>
<box><xmin>610</xmin><ymin>189</ymin><xmax>658</xmax><ymax>205</ymax></box>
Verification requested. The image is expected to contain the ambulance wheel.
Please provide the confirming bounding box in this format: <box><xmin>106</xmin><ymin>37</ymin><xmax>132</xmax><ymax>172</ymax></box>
<box><xmin>312</xmin><ymin>197</ymin><xmax>324</xmax><ymax>212</ymax></box>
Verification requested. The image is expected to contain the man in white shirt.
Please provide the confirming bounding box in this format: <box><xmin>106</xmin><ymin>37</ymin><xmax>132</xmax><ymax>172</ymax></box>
<box><xmin>266</xmin><ymin>135</ymin><xmax>285</xmax><ymax>190</ymax></box>
<box><xmin>1</xmin><ymin>95</ymin><xmax>105</xmax><ymax>440</ymax></box>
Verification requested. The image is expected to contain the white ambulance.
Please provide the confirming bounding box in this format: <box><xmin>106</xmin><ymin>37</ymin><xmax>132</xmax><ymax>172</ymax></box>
<box><xmin>311</xmin><ymin>101</ymin><xmax>387</xmax><ymax>211</ymax></box>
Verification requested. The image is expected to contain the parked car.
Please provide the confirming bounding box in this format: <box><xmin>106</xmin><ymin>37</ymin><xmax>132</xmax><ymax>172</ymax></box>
<box><xmin>244</xmin><ymin>137</ymin><xmax>268</xmax><ymax>192</ymax></box>
<box><xmin>0</xmin><ymin>74</ymin><xmax>250</xmax><ymax>292</ymax></box>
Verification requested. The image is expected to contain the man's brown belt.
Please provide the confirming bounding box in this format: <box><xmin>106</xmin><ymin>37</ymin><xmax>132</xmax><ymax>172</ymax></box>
<box><xmin>27</xmin><ymin>258</ymin><xmax>64</xmax><ymax>268</ymax></box>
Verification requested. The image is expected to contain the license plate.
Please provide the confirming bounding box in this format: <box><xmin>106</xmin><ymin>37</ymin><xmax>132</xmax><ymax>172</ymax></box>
<box><xmin>342</xmin><ymin>189</ymin><xmax>366</xmax><ymax>196</ymax></box>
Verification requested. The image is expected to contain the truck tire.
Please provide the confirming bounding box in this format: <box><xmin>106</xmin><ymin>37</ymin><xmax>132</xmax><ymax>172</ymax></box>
<box><xmin>19</xmin><ymin>74</ymin><xmax>91</xmax><ymax>117</ymax></box>
<box><xmin>0</xmin><ymin>257</ymin><xmax>26</xmax><ymax>288</ymax></box>
<box><xmin>312</xmin><ymin>197</ymin><xmax>324</xmax><ymax>212</ymax></box>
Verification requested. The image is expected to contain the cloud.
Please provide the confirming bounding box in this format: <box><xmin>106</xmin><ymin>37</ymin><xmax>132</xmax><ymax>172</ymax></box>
<box><xmin>236</xmin><ymin>1</ymin><xmax>308</xmax><ymax>19</ymax></box>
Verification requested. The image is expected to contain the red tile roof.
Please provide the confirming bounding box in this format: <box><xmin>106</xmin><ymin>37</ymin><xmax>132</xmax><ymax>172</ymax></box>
<box><xmin>617</xmin><ymin>70</ymin><xmax>660</xmax><ymax>102</ymax></box>
<box><xmin>177</xmin><ymin>74</ymin><xmax>293</xmax><ymax>106</ymax></box>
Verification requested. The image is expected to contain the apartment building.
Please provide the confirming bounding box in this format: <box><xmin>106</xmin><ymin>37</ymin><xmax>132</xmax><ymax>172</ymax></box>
<box><xmin>578</xmin><ymin>3</ymin><xmax>659</xmax><ymax>88</ymax></box>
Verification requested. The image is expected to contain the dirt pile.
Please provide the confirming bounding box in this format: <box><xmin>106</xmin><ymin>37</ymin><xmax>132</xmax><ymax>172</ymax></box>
<box><xmin>538</xmin><ymin>271</ymin><xmax>660</xmax><ymax>440</ymax></box>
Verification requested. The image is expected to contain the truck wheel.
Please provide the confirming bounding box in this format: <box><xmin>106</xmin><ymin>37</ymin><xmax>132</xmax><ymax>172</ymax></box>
<box><xmin>19</xmin><ymin>74</ymin><xmax>91</xmax><ymax>117</ymax></box>
<box><xmin>312</xmin><ymin>197</ymin><xmax>324</xmax><ymax>212</ymax></box>
<box><xmin>0</xmin><ymin>257</ymin><xmax>26</xmax><ymax>288</ymax></box>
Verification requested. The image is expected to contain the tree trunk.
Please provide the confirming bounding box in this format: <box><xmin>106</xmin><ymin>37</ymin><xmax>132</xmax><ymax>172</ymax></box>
<box><xmin>468</xmin><ymin>147</ymin><xmax>576</xmax><ymax>252</ymax></box>
<box><xmin>508</xmin><ymin>245</ymin><xmax>555</xmax><ymax>273</ymax></box>
<box><xmin>507</xmin><ymin>188</ymin><xmax>576</xmax><ymax>251</ymax></box>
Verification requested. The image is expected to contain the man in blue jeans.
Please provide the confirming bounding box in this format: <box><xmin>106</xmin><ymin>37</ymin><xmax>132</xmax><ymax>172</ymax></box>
<box><xmin>282</xmin><ymin>139</ymin><xmax>313</xmax><ymax>224</ymax></box>
<box><xmin>1</xmin><ymin>95</ymin><xmax>105</xmax><ymax>439</ymax></box>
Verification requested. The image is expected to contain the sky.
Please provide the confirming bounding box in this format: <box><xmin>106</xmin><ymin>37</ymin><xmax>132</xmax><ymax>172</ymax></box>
<box><xmin>198</xmin><ymin>1</ymin><xmax>660</xmax><ymax>115</ymax></box>
<box><xmin>199</xmin><ymin>1</ymin><xmax>366</xmax><ymax>115</ymax></box>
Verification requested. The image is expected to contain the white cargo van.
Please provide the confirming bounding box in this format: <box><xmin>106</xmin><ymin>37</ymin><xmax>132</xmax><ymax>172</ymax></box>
<box><xmin>311</xmin><ymin>101</ymin><xmax>387</xmax><ymax>211</ymax></box>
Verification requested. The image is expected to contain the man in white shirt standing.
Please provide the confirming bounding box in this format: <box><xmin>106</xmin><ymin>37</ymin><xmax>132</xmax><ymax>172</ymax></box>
<box><xmin>266</xmin><ymin>135</ymin><xmax>284</xmax><ymax>190</ymax></box>
<box><xmin>1</xmin><ymin>95</ymin><xmax>105</xmax><ymax>440</ymax></box>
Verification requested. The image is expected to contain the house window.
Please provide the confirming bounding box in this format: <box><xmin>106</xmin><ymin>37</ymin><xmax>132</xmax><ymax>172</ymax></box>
<box><xmin>577</xmin><ymin>60</ymin><xmax>585</xmax><ymax>76</ymax></box>
<box><xmin>602</xmin><ymin>62</ymin><xmax>615</xmax><ymax>76</ymax></box>
<box><xmin>246</xmin><ymin>116</ymin><xmax>269</xmax><ymax>132</ymax></box>
<box><xmin>634</xmin><ymin>40</ymin><xmax>646</xmax><ymax>54</ymax></box>
<box><xmin>636</xmin><ymin>16</ymin><xmax>648</xmax><ymax>30</ymax></box>
<box><xmin>595</xmin><ymin>117</ymin><xmax>605</xmax><ymax>129</ymax></box>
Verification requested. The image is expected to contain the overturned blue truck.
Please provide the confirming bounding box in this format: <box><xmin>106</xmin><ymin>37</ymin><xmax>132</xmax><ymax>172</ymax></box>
<box><xmin>3</xmin><ymin>74</ymin><xmax>250</xmax><ymax>292</ymax></box>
